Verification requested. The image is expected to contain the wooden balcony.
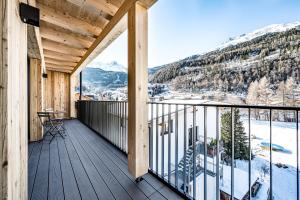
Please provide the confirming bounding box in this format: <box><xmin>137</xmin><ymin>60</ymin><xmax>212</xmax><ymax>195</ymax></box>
<box><xmin>28</xmin><ymin>120</ymin><xmax>182</xmax><ymax>200</ymax></box>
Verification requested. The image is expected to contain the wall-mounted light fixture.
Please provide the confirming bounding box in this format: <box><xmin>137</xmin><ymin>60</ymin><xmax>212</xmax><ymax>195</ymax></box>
<box><xmin>19</xmin><ymin>3</ymin><xmax>40</xmax><ymax>27</ymax></box>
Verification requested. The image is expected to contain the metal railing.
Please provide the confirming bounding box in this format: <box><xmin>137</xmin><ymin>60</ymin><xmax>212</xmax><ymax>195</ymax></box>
<box><xmin>148</xmin><ymin>102</ymin><xmax>300</xmax><ymax>200</ymax></box>
<box><xmin>77</xmin><ymin>100</ymin><xmax>300</xmax><ymax>200</ymax></box>
<box><xmin>77</xmin><ymin>100</ymin><xmax>128</xmax><ymax>153</ymax></box>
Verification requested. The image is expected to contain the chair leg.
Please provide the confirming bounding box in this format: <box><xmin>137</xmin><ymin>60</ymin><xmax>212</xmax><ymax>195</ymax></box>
<box><xmin>49</xmin><ymin>134</ymin><xmax>55</xmax><ymax>143</ymax></box>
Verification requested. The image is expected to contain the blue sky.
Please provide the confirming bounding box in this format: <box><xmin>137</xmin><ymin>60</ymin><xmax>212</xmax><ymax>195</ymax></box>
<box><xmin>92</xmin><ymin>0</ymin><xmax>300</xmax><ymax>68</ymax></box>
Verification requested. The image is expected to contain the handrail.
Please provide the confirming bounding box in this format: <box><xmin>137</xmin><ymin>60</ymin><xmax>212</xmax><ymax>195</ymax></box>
<box><xmin>78</xmin><ymin>100</ymin><xmax>300</xmax><ymax>111</ymax></box>
<box><xmin>148</xmin><ymin>101</ymin><xmax>300</xmax><ymax>111</ymax></box>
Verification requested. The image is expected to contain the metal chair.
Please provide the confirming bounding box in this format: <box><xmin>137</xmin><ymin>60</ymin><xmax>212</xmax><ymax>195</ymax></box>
<box><xmin>37</xmin><ymin>112</ymin><xmax>65</xmax><ymax>143</ymax></box>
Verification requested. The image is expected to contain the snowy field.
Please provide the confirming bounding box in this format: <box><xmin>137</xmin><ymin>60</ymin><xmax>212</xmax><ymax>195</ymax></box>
<box><xmin>238</xmin><ymin>119</ymin><xmax>299</xmax><ymax>200</ymax></box>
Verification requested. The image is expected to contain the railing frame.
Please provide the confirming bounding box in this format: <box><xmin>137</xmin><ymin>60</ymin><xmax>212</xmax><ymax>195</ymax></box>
<box><xmin>77</xmin><ymin>100</ymin><xmax>300</xmax><ymax>200</ymax></box>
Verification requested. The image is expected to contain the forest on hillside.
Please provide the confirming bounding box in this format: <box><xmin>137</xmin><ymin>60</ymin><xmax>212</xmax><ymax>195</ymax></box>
<box><xmin>150</xmin><ymin>27</ymin><xmax>300</xmax><ymax>106</ymax></box>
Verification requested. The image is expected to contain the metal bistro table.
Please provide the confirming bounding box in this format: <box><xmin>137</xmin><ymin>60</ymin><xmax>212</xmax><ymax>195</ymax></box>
<box><xmin>42</xmin><ymin>109</ymin><xmax>67</xmax><ymax>142</ymax></box>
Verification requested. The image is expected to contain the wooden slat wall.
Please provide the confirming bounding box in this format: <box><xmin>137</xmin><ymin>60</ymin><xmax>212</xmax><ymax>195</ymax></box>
<box><xmin>44</xmin><ymin>70</ymin><xmax>70</xmax><ymax>118</ymax></box>
<box><xmin>29</xmin><ymin>59</ymin><xmax>43</xmax><ymax>141</ymax></box>
<box><xmin>0</xmin><ymin>0</ymin><xmax>28</xmax><ymax>199</ymax></box>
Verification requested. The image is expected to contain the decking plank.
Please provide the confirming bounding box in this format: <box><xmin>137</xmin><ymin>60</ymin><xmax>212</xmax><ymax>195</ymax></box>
<box><xmin>72</xmin><ymin>120</ymin><xmax>184</xmax><ymax>200</ymax></box>
<box><xmin>57</xmin><ymin>137</ymin><xmax>81</xmax><ymax>200</ymax></box>
<box><xmin>72</xmin><ymin>126</ymin><xmax>148</xmax><ymax>200</ymax></box>
<box><xmin>158</xmin><ymin>186</ymin><xmax>184</xmax><ymax>200</ymax></box>
<box><xmin>63</xmin><ymin>136</ymin><xmax>98</xmax><ymax>200</ymax></box>
<box><xmin>72</xmin><ymin>121</ymin><xmax>156</xmax><ymax>198</ymax></box>
<box><xmin>28</xmin><ymin>142</ymin><xmax>35</xmax><ymax>159</ymax></box>
<box><xmin>67</xmin><ymin>124</ymin><xmax>115</xmax><ymax>200</ymax></box>
<box><xmin>149</xmin><ymin>192</ymin><xmax>167</xmax><ymax>200</ymax></box>
<box><xmin>31</xmin><ymin>140</ymin><xmax>50</xmax><ymax>200</ymax></box>
<box><xmin>28</xmin><ymin>120</ymin><xmax>184</xmax><ymax>200</ymax></box>
<box><xmin>48</xmin><ymin>138</ymin><xmax>64</xmax><ymax>200</ymax></box>
<box><xmin>28</xmin><ymin>142</ymin><xmax>43</xmax><ymax>199</ymax></box>
<box><xmin>66</xmin><ymin>122</ymin><xmax>132</xmax><ymax>200</ymax></box>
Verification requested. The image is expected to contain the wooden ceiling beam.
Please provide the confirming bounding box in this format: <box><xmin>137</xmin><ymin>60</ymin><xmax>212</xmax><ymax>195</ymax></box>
<box><xmin>46</xmin><ymin>63</ymin><xmax>74</xmax><ymax>70</ymax></box>
<box><xmin>40</xmin><ymin>27</ymin><xmax>94</xmax><ymax>49</ymax></box>
<box><xmin>46</xmin><ymin>68</ymin><xmax>72</xmax><ymax>73</ymax></box>
<box><xmin>45</xmin><ymin>57</ymin><xmax>77</xmax><ymax>67</ymax></box>
<box><xmin>108</xmin><ymin>0</ymin><xmax>125</xmax><ymax>8</ymax></box>
<box><xmin>71</xmin><ymin>0</ymin><xmax>134</xmax><ymax>74</ymax></box>
<box><xmin>138</xmin><ymin>0</ymin><xmax>157</xmax><ymax>8</ymax></box>
<box><xmin>42</xmin><ymin>39</ymin><xmax>86</xmax><ymax>57</ymax></box>
<box><xmin>67</xmin><ymin>0</ymin><xmax>119</xmax><ymax>16</ymax></box>
<box><xmin>38</xmin><ymin>3</ymin><xmax>103</xmax><ymax>37</ymax></box>
<box><xmin>71</xmin><ymin>0</ymin><xmax>157</xmax><ymax>75</ymax></box>
<box><xmin>44</xmin><ymin>49</ymin><xmax>81</xmax><ymax>62</ymax></box>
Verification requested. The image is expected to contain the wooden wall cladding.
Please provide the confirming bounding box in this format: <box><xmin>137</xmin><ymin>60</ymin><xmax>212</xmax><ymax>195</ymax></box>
<box><xmin>29</xmin><ymin>59</ymin><xmax>43</xmax><ymax>141</ymax></box>
<box><xmin>44</xmin><ymin>70</ymin><xmax>70</xmax><ymax>118</ymax></box>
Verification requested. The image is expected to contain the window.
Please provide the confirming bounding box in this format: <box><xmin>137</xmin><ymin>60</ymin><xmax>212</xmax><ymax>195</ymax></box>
<box><xmin>160</xmin><ymin>119</ymin><xmax>173</xmax><ymax>135</ymax></box>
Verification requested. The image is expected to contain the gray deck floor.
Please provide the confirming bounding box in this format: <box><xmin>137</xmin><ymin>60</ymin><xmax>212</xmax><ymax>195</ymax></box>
<box><xmin>28</xmin><ymin>119</ymin><xmax>183</xmax><ymax>200</ymax></box>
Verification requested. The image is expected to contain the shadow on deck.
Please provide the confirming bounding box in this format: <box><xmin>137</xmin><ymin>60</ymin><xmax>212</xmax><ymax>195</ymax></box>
<box><xmin>28</xmin><ymin>119</ymin><xmax>183</xmax><ymax>200</ymax></box>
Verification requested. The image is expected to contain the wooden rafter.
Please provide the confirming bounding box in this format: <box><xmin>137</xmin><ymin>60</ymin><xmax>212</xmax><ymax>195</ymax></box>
<box><xmin>45</xmin><ymin>63</ymin><xmax>74</xmax><ymax>70</ymax></box>
<box><xmin>71</xmin><ymin>0</ymin><xmax>156</xmax><ymax>75</ymax></box>
<box><xmin>40</xmin><ymin>27</ymin><xmax>94</xmax><ymax>49</ymax></box>
<box><xmin>67</xmin><ymin>0</ymin><xmax>119</xmax><ymax>16</ymax></box>
<box><xmin>44</xmin><ymin>49</ymin><xmax>81</xmax><ymax>62</ymax></box>
<box><xmin>71</xmin><ymin>0</ymin><xmax>135</xmax><ymax>74</ymax></box>
<box><xmin>42</xmin><ymin>39</ymin><xmax>86</xmax><ymax>57</ymax></box>
<box><xmin>47</xmin><ymin>68</ymin><xmax>72</xmax><ymax>73</ymax></box>
<box><xmin>38</xmin><ymin>3</ymin><xmax>104</xmax><ymax>37</ymax></box>
<box><xmin>45</xmin><ymin>57</ymin><xmax>77</xmax><ymax>67</ymax></box>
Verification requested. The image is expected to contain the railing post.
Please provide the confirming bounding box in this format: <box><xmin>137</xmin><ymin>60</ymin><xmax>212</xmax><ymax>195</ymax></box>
<box><xmin>297</xmin><ymin>110</ymin><xmax>299</xmax><ymax>200</ymax></box>
<box><xmin>204</xmin><ymin>106</ymin><xmax>207</xmax><ymax>200</ymax></box>
<box><xmin>168</xmin><ymin>104</ymin><xmax>171</xmax><ymax>183</ymax></box>
<box><xmin>79</xmin><ymin>71</ymin><xmax>82</xmax><ymax>100</ymax></box>
<box><xmin>175</xmin><ymin>104</ymin><xmax>179</xmax><ymax>188</ymax></box>
<box><xmin>183</xmin><ymin>105</ymin><xmax>187</xmax><ymax>193</ymax></box>
<box><xmin>216</xmin><ymin>107</ymin><xmax>220</xmax><ymax>200</ymax></box>
<box><xmin>231</xmin><ymin>108</ymin><xmax>235</xmax><ymax>200</ymax></box>
<box><xmin>149</xmin><ymin>103</ymin><xmax>153</xmax><ymax>169</ymax></box>
<box><xmin>248</xmin><ymin>108</ymin><xmax>252</xmax><ymax>200</ymax></box>
<box><xmin>192</xmin><ymin>106</ymin><xmax>196</xmax><ymax>199</ymax></box>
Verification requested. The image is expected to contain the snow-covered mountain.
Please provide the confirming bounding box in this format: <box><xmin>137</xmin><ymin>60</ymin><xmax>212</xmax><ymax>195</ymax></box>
<box><xmin>87</xmin><ymin>61</ymin><xmax>127</xmax><ymax>73</ymax></box>
<box><xmin>218</xmin><ymin>21</ymin><xmax>300</xmax><ymax>50</ymax></box>
<box><xmin>150</xmin><ymin>21</ymin><xmax>300</xmax><ymax>104</ymax></box>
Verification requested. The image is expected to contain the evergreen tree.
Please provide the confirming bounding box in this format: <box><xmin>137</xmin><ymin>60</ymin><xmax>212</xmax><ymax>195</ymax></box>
<box><xmin>221</xmin><ymin>108</ymin><xmax>250</xmax><ymax>161</ymax></box>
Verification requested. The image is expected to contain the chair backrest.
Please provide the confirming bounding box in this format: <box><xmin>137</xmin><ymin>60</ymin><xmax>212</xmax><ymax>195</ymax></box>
<box><xmin>37</xmin><ymin>112</ymin><xmax>51</xmax><ymax>126</ymax></box>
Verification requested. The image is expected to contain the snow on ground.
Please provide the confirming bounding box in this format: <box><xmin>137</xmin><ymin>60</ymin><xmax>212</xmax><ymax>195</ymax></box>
<box><xmin>235</xmin><ymin>120</ymin><xmax>299</xmax><ymax>200</ymax></box>
<box><xmin>220</xmin><ymin>164</ymin><xmax>257</xmax><ymax>199</ymax></box>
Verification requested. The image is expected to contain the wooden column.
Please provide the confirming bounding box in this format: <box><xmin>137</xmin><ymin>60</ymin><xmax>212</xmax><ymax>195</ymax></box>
<box><xmin>29</xmin><ymin>59</ymin><xmax>43</xmax><ymax>141</ymax></box>
<box><xmin>0</xmin><ymin>0</ymin><xmax>28</xmax><ymax>199</ymax></box>
<box><xmin>127</xmin><ymin>1</ymin><xmax>149</xmax><ymax>178</ymax></box>
<box><xmin>70</xmin><ymin>74</ymin><xmax>77</xmax><ymax>118</ymax></box>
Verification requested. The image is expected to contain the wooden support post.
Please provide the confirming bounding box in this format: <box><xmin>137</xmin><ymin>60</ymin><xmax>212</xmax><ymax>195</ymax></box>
<box><xmin>0</xmin><ymin>0</ymin><xmax>28</xmax><ymax>199</ymax></box>
<box><xmin>29</xmin><ymin>59</ymin><xmax>43</xmax><ymax>141</ymax></box>
<box><xmin>127</xmin><ymin>1</ymin><xmax>149</xmax><ymax>178</ymax></box>
<box><xmin>70</xmin><ymin>74</ymin><xmax>77</xmax><ymax>118</ymax></box>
